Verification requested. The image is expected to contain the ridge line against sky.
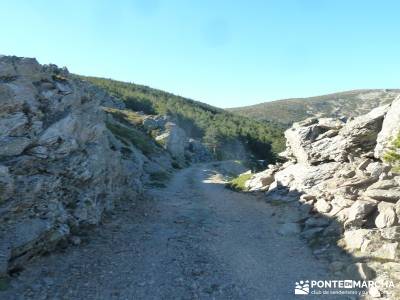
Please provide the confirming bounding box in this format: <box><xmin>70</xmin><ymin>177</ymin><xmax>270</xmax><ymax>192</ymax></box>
<box><xmin>1</xmin><ymin>0</ymin><xmax>400</xmax><ymax>108</ymax></box>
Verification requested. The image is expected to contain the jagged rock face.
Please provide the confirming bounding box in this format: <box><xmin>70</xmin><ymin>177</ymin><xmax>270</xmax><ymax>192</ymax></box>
<box><xmin>155</xmin><ymin>122</ymin><xmax>188</xmax><ymax>162</ymax></box>
<box><xmin>245</xmin><ymin>97</ymin><xmax>400</xmax><ymax>298</ymax></box>
<box><xmin>284</xmin><ymin>105</ymin><xmax>389</xmax><ymax>165</ymax></box>
<box><xmin>0</xmin><ymin>56</ymin><xmax>138</xmax><ymax>274</ymax></box>
<box><xmin>375</xmin><ymin>95</ymin><xmax>400</xmax><ymax>159</ymax></box>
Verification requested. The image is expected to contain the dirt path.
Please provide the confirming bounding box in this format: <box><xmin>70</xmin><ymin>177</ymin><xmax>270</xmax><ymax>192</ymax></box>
<box><xmin>3</xmin><ymin>163</ymin><xmax>339</xmax><ymax>299</ymax></box>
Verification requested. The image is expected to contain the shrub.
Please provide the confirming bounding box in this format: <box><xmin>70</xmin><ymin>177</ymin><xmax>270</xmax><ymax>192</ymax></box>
<box><xmin>384</xmin><ymin>131</ymin><xmax>400</xmax><ymax>173</ymax></box>
<box><xmin>106</xmin><ymin>121</ymin><xmax>157</xmax><ymax>155</ymax></box>
<box><xmin>225</xmin><ymin>173</ymin><xmax>252</xmax><ymax>192</ymax></box>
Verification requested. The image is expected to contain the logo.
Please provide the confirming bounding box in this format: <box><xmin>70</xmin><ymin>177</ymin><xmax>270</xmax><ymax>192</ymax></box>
<box><xmin>295</xmin><ymin>280</ymin><xmax>310</xmax><ymax>295</ymax></box>
<box><xmin>294</xmin><ymin>279</ymin><xmax>395</xmax><ymax>296</ymax></box>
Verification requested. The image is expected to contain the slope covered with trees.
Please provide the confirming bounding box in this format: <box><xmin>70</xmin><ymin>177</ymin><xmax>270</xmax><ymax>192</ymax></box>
<box><xmin>81</xmin><ymin>76</ymin><xmax>285</xmax><ymax>162</ymax></box>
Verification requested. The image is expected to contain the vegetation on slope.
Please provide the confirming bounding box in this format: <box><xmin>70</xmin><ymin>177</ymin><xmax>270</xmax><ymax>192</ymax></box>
<box><xmin>225</xmin><ymin>173</ymin><xmax>252</xmax><ymax>191</ymax></box>
<box><xmin>105</xmin><ymin>120</ymin><xmax>160</xmax><ymax>155</ymax></box>
<box><xmin>228</xmin><ymin>89</ymin><xmax>400</xmax><ymax>127</ymax></box>
<box><xmin>83</xmin><ymin>76</ymin><xmax>285</xmax><ymax>162</ymax></box>
<box><xmin>384</xmin><ymin>131</ymin><xmax>400</xmax><ymax>173</ymax></box>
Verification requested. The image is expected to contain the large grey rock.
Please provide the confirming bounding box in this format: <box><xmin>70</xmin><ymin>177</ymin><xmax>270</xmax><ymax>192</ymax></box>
<box><xmin>364</xmin><ymin>189</ymin><xmax>400</xmax><ymax>203</ymax></box>
<box><xmin>375</xmin><ymin>95</ymin><xmax>400</xmax><ymax>158</ymax></box>
<box><xmin>314</xmin><ymin>198</ymin><xmax>332</xmax><ymax>213</ymax></box>
<box><xmin>368</xmin><ymin>179</ymin><xmax>399</xmax><ymax>190</ymax></box>
<box><xmin>156</xmin><ymin>122</ymin><xmax>187</xmax><ymax>161</ymax></box>
<box><xmin>343</xmin><ymin>199</ymin><xmax>377</xmax><ymax>228</ymax></box>
<box><xmin>0</xmin><ymin>56</ymin><xmax>140</xmax><ymax>274</ymax></box>
<box><xmin>284</xmin><ymin>105</ymin><xmax>389</xmax><ymax>165</ymax></box>
<box><xmin>375</xmin><ymin>206</ymin><xmax>397</xmax><ymax>228</ymax></box>
<box><xmin>339</xmin><ymin>104</ymin><xmax>389</xmax><ymax>155</ymax></box>
<box><xmin>273</xmin><ymin>162</ymin><xmax>340</xmax><ymax>195</ymax></box>
<box><xmin>343</xmin><ymin>229</ymin><xmax>373</xmax><ymax>251</ymax></box>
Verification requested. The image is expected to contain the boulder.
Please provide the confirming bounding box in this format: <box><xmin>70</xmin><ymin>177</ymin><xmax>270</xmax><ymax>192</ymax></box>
<box><xmin>368</xmin><ymin>179</ymin><xmax>399</xmax><ymax>190</ymax></box>
<box><xmin>364</xmin><ymin>189</ymin><xmax>400</xmax><ymax>203</ymax></box>
<box><xmin>343</xmin><ymin>229</ymin><xmax>373</xmax><ymax>251</ymax></box>
<box><xmin>375</xmin><ymin>206</ymin><xmax>397</xmax><ymax>228</ymax></box>
<box><xmin>366</xmin><ymin>162</ymin><xmax>391</xmax><ymax>178</ymax></box>
<box><xmin>343</xmin><ymin>199</ymin><xmax>377</xmax><ymax>228</ymax></box>
<box><xmin>273</xmin><ymin>162</ymin><xmax>340</xmax><ymax>194</ymax></box>
<box><xmin>156</xmin><ymin>122</ymin><xmax>187</xmax><ymax>161</ymax></box>
<box><xmin>314</xmin><ymin>198</ymin><xmax>332</xmax><ymax>213</ymax></box>
<box><xmin>340</xmin><ymin>104</ymin><xmax>389</xmax><ymax>155</ymax></box>
<box><xmin>318</xmin><ymin>118</ymin><xmax>345</xmax><ymax>130</ymax></box>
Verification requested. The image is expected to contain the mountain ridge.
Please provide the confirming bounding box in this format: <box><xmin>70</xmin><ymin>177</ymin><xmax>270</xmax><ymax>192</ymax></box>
<box><xmin>227</xmin><ymin>89</ymin><xmax>400</xmax><ymax>126</ymax></box>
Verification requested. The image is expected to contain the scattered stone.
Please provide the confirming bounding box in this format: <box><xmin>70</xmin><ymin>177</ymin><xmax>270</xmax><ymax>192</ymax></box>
<box><xmin>277</xmin><ymin>223</ymin><xmax>301</xmax><ymax>236</ymax></box>
<box><xmin>375</xmin><ymin>206</ymin><xmax>397</xmax><ymax>228</ymax></box>
<box><xmin>346</xmin><ymin>199</ymin><xmax>377</xmax><ymax>222</ymax></box>
<box><xmin>314</xmin><ymin>198</ymin><xmax>332</xmax><ymax>213</ymax></box>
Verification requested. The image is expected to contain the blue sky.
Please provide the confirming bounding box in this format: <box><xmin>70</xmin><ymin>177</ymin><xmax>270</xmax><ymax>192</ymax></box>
<box><xmin>1</xmin><ymin>0</ymin><xmax>400</xmax><ymax>108</ymax></box>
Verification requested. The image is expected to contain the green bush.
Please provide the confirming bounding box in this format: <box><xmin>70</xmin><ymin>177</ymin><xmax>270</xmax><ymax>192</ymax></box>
<box><xmin>384</xmin><ymin>131</ymin><xmax>400</xmax><ymax>173</ymax></box>
<box><xmin>106</xmin><ymin>121</ymin><xmax>157</xmax><ymax>155</ymax></box>
<box><xmin>225</xmin><ymin>173</ymin><xmax>252</xmax><ymax>192</ymax></box>
<box><xmin>149</xmin><ymin>171</ymin><xmax>171</xmax><ymax>182</ymax></box>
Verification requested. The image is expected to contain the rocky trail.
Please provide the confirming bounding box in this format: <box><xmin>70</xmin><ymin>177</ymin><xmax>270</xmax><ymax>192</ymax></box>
<box><xmin>2</xmin><ymin>163</ymin><xmax>339</xmax><ymax>300</ymax></box>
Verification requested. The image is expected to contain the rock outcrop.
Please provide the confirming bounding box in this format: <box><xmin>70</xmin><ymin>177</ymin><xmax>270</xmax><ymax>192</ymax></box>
<box><xmin>0</xmin><ymin>56</ymin><xmax>180</xmax><ymax>276</ymax></box>
<box><xmin>142</xmin><ymin>115</ymin><xmax>212</xmax><ymax>164</ymax></box>
<box><xmin>246</xmin><ymin>97</ymin><xmax>400</xmax><ymax>298</ymax></box>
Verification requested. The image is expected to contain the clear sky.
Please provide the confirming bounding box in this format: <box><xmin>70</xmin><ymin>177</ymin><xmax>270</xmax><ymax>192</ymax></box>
<box><xmin>1</xmin><ymin>0</ymin><xmax>400</xmax><ymax>108</ymax></box>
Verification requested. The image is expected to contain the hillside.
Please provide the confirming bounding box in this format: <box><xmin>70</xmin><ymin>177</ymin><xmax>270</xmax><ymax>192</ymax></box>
<box><xmin>228</xmin><ymin>89</ymin><xmax>400</xmax><ymax>127</ymax></box>
<box><xmin>81</xmin><ymin>76</ymin><xmax>285</xmax><ymax>161</ymax></box>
